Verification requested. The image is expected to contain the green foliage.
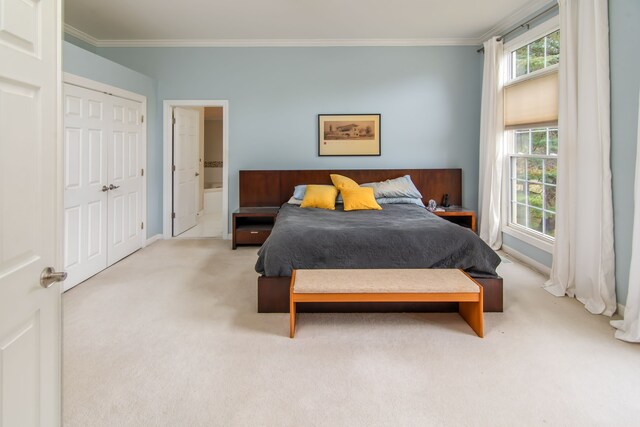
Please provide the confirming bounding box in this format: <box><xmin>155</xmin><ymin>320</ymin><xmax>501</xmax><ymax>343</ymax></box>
<box><xmin>547</xmin><ymin>31</ymin><xmax>560</xmax><ymax>66</ymax></box>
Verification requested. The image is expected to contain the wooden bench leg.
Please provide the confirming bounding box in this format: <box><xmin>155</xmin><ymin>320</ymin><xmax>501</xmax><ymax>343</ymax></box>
<box><xmin>290</xmin><ymin>298</ymin><xmax>296</xmax><ymax>338</ymax></box>
<box><xmin>459</xmin><ymin>286</ymin><xmax>484</xmax><ymax>338</ymax></box>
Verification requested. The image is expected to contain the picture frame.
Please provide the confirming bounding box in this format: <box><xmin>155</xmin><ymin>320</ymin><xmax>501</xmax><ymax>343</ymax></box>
<box><xmin>318</xmin><ymin>114</ymin><xmax>381</xmax><ymax>156</ymax></box>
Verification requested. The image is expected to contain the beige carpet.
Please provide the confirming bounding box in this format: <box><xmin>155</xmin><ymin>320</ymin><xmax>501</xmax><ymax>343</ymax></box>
<box><xmin>63</xmin><ymin>239</ymin><xmax>640</xmax><ymax>426</ymax></box>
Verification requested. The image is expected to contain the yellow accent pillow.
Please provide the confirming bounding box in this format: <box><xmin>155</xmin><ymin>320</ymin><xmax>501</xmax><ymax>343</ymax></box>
<box><xmin>330</xmin><ymin>174</ymin><xmax>360</xmax><ymax>191</ymax></box>
<box><xmin>300</xmin><ymin>185</ymin><xmax>339</xmax><ymax>210</ymax></box>
<box><xmin>341</xmin><ymin>187</ymin><xmax>382</xmax><ymax>211</ymax></box>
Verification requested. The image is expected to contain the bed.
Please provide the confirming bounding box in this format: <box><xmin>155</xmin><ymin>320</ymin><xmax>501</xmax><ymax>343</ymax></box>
<box><xmin>241</xmin><ymin>169</ymin><xmax>504</xmax><ymax>313</ymax></box>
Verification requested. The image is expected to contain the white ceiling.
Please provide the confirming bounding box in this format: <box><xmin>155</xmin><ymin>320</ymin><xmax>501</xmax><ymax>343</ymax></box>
<box><xmin>65</xmin><ymin>0</ymin><xmax>551</xmax><ymax>47</ymax></box>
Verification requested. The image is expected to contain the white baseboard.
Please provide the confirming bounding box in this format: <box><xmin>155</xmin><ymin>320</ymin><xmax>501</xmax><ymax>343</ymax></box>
<box><xmin>502</xmin><ymin>244</ymin><xmax>551</xmax><ymax>276</ymax></box>
<box><xmin>617</xmin><ymin>303</ymin><xmax>626</xmax><ymax>317</ymax></box>
<box><xmin>145</xmin><ymin>234</ymin><xmax>163</xmax><ymax>247</ymax></box>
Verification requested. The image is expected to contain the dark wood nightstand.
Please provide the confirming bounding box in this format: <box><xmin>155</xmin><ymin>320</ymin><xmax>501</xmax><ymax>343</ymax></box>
<box><xmin>433</xmin><ymin>206</ymin><xmax>476</xmax><ymax>232</ymax></box>
<box><xmin>232</xmin><ymin>207</ymin><xmax>279</xmax><ymax>249</ymax></box>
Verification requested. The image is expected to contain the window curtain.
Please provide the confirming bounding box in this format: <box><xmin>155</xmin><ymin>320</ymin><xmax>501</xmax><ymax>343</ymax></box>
<box><xmin>544</xmin><ymin>0</ymin><xmax>617</xmax><ymax>316</ymax></box>
<box><xmin>478</xmin><ymin>37</ymin><xmax>504</xmax><ymax>251</ymax></box>
<box><xmin>611</xmin><ymin>94</ymin><xmax>640</xmax><ymax>342</ymax></box>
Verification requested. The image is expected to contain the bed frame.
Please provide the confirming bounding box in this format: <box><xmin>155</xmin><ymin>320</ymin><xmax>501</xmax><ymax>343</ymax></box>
<box><xmin>240</xmin><ymin>169</ymin><xmax>504</xmax><ymax>313</ymax></box>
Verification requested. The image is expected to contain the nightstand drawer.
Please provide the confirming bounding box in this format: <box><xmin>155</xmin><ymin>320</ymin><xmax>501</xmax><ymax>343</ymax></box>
<box><xmin>235</xmin><ymin>229</ymin><xmax>271</xmax><ymax>245</ymax></box>
<box><xmin>232</xmin><ymin>206</ymin><xmax>279</xmax><ymax>249</ymax></box>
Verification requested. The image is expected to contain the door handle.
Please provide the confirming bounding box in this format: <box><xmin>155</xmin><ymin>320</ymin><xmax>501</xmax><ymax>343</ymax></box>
<box><xmin>109</xmin><ymin>184</ymin><xmax>120</xmax><ymax>190</ymax></box>
<box><xmin>101</xmin><ymin>185</ymin><xmax>109</xmax><ymax>192</ymax></box>
<box><xmin>195</xmin><ymin>172</ymin><xmax>200</xmax><ymax>177</ymax></box>
<box><xmin>40</xmin><ymin>267</ymin><xmax>67</xmax><ymax>288</ymax></box>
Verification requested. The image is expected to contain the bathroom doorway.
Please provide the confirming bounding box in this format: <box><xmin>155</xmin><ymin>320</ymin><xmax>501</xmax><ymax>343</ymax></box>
<box><xmin>163</xmin><ymin>100</ymin><xmax>229</xmax><ymax>240</ymax></box>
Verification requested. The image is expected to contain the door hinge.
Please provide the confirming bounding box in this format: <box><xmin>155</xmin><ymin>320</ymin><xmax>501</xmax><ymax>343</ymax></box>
<box><xmin>141</xmin><ymin>115</ymin><xmax>144</xmax><ymax>123</ymax></box>
<box><xmin>141</xmin><ymin>168</ymin><xmax>144</xmax><ymax>176</ymax></box>
<box><xmin>141</xmin><ymin>222</ymin><xmax>144</xmax><ymax>230</ymax></box>
<box><xmin>172</xmin><ymin>117</ymin><xmax>176</xmax><ymax>125</ymax></box>
<box><xmin>172</xmin><ymin>165</ymin><xmax>176</xmax><ymax>172</ymax></box>
<box><xmin>172</xmin><ymin>212</ymin><xmax>176</xmax><ymax>219</ymax></box>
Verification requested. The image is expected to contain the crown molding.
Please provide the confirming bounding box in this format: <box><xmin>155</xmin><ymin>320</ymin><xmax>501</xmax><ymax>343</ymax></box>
<box><xmin>63</xmin><ymin>28</ymin><xmax>479</xmax><ymax>48</ymax></box>
<box><xmin>64</xmin><ymin>23</ymin><xmax>100</xmax><ymax>46</ymax></box>
<box><xmin>95</xmin><ymin>37</ymin><xmax>480</xmax><ymax>48</ymax></box>
<box><xmin>476</xmin><ymin>0</ymin><xmax>556</xmax><ymax>43</ymax></box>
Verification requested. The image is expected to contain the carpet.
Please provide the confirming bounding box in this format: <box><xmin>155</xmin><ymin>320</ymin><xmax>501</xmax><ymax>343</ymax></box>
<box><xmin>63</xmin><ymin>239</ymin><xmax>640</xmax><ymax>426</ymax></box>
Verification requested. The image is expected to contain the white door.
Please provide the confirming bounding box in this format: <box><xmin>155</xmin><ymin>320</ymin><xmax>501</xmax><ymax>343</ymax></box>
<box><xmin>108</xmin><ymin>96</ymin><xmax>143</xmax><ymax>264</ymax></box>
<box><xmin>63</xmin><ymin>84</ymin><xmax>144</xmax><ymax>288</ymax></box>
<box><xmin>173</xmin><ymin>107</ymin><xmax>200</xmax><ymax>236</ymax></box>
<box><xmin>63</xmin><ymin>84</ymin><xmax>108</xmax><ymax>289</ymax></box>
<box><xmin>0</xmin><ymin>0</ymin><xmax>62</xmax><ymax>425</ymax></box>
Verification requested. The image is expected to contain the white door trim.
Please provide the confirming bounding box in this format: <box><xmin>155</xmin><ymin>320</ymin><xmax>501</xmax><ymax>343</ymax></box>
<box><xmin>163</xmin><ymin>100</ymin><xmax>230</xmax><ymax>240</ymax></box>
<box><xmin>63</xmin><ymin>73</ymin><xmax>148</xmax><ymax>249</ymax></box>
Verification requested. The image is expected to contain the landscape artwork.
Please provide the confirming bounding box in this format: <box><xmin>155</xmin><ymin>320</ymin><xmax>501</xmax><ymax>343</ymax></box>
<box><xmin>318</xmin><ymin>114</ymin><xmax>381</xmax><ymax>156</ymax></box>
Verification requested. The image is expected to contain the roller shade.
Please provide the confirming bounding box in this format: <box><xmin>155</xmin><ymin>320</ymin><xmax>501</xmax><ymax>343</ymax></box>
<box><xmin>504</xmin><ymin>70</ymin><xmax>558</xmax><ymax>129</ymax></box>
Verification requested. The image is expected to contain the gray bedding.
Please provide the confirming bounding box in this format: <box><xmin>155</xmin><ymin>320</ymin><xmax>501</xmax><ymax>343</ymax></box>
<box><xmin>255</xmin><ymin>203</ymin><xmax>501</xmax><ymax>278</ymax></box>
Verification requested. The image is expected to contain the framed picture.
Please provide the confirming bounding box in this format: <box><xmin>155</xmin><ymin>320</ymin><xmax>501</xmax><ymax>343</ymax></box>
<box><xmin>318</xmin><ymin>114</ymin><xmax>381</xmax><ymax>156</ymax></box>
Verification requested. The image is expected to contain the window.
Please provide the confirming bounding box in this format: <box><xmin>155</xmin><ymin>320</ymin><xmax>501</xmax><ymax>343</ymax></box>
<box><xmin>503</xmin><ymin>22</ymin><xmax>559</xmax><ymax>246</ymax></box>
<box><xmin>510</xmin><ymin>128</ymin><xmax>557</xmax><ymax>238</ymax></box>
<box><xmin>511</xmin><ymin>30</ymin><xmax>559</xmax><ymax>79</ymax></box>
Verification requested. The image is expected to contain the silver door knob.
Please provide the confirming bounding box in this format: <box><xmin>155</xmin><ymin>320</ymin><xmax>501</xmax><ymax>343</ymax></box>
<box><xmin>40</xmin><ymin>267</ymin><xmax>67</xmax><ymax>288</ymax></box>
<box><xmin>109</xmin><ymin>184</ymin><xmax>120</xmax><ymax>190</ymax></box>
<box><xmin>101</xmin><ymin>185</ymin><xmax>109</xmax><ymax>192</ymax></box>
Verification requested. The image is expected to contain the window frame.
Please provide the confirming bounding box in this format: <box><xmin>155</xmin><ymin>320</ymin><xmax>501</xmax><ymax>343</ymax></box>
<box><xmin>501</xmin><ymin>16</ymin><xmax>559</xmax><ymax>253</ymax></box>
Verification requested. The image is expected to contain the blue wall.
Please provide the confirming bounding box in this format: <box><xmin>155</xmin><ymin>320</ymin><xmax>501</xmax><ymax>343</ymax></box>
<box><xmin>63</xmin><ymin>42</ymin><xmax>162</xmax><ymax>237</ymax></box>
<box><xmin>90</xmin><ymin>46</ymin><xmax>483</xmax><ymax>231</ymax></box>
<box><xmin>610</xmin><ymin>0</ymin><xmax>640</xmax><ymax>305</ymax></box>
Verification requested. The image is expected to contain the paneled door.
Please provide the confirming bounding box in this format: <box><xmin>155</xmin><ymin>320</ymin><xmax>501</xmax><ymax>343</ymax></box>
<box><xmin>63</xmin><ymin>83</ymin><xmax>143</xmax><ymax>290</ymax></box>
<box><xmin>63</xmin><ymin>84</ymin><xmax>109</xmax><ymax>288</ymax></box>
<box><xmin>172</xmin><ymin>107</ymin><xmax>200</xmax><ymax>236</ymax></box>
<box><xmin>108</xmin><ymin>96</ymin><xmax>143</xmax><ymax>264</ymax></box>
<box><xmin>0</xmin><ymin>0</ymin><xmax>62</xmax><ymax>424</ymax></box>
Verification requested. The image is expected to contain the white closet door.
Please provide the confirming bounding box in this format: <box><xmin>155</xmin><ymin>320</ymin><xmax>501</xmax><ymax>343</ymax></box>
<box><xmin>108</xmin><ymin>97</ymin><xmax>143</xmax><ymax>265</ymax></box>
<box><xmin>63</xmin><ymin>84</ymin><xmax>108</xmax><ymax>290</ymax></box>
<box><xmin>173</xmin><ymin>107</ymin><xmax>200</xmax><ymax>236</ymax></box>
<box><xmin>63</xmin><ymin>84</ymin><xmax>143</xmax><ymax>287</ymax></box>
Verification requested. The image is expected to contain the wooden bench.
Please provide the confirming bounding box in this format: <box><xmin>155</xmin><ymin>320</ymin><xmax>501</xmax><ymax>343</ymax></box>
<box><xmin>289</xmin><ymin>269</ymin><xmax>484</xmax><ymax>338</ymax></box>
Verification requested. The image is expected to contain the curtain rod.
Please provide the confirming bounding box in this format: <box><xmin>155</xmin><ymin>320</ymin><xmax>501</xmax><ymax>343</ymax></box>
<box><xmin>476</xmin><ymin>3</ymin><xmax>559</xmax><ymax>53</ymax></box>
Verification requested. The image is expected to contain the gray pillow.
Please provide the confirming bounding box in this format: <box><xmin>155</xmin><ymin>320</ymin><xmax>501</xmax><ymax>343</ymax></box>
<box><xmin>361</xmin><ymin>175</ymin><xmax>423</xmax><ymax>199</ymax></box>
<box><xmin>376</xmin><ymin>197</ymin><xmax>425</xmax><ymax>207</ymax></box>
<box><xmin>293</xmin><ymin>185</ymin><xmax>307</xmax><ymax>200</ymax></box>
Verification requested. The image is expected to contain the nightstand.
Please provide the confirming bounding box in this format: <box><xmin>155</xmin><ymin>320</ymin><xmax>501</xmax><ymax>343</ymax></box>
<box><xmin>232</xmin><ymin>207</ymin><xmax>279</xmax><ymax>249</ymax></box>
<box><xmin>433</xmin><ymin>206</ymin><xmax>476</xmax><ymax>232</ymax></box>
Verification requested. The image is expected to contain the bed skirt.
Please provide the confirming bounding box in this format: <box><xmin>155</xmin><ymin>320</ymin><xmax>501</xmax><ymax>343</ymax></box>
<box><xmin>257</xmin><ymin>275</ymin><xmax>503</xmax><ymax>313</ymax></box>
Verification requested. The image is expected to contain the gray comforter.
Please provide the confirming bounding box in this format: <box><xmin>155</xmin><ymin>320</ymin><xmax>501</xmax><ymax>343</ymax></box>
<box><xmin>255</xmin><ymin>203</ymin><xmax>501</xmax><ymax>278</ymax></box>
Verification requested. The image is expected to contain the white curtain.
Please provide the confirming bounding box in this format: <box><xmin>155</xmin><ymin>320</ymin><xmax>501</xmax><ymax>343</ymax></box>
<box><xmin>611</xmin><ymin>94</ymin><xmax>640</xmax><ymax>342</ymax></box>
<box><xmin>478</xmin><ymin>37</ymin><xmax>504</xmax><ymax>251</ymax></box>
<box><xmin>545</xmin><ymin>0</ymin><xmax>617</xmax><ymax>315</ymax></box>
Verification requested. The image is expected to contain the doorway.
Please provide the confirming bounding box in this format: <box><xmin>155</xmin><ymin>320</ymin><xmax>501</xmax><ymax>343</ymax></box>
<box><xmin>163</xmin><ymin>100</ymin><xmax>229</xmax><ymax>240</ymax></box>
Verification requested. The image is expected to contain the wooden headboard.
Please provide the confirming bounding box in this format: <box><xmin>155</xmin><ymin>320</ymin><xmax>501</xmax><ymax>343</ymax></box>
<box><xmin>239</xmin><ymin>169</ymin><xmax>462</xmax><ymax>207</ymax></box>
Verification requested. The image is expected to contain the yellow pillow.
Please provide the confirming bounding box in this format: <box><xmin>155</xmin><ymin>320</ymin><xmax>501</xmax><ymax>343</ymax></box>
<box><xmin>330</xmin><ymin>174</ymin><xmax>360</xmax><ymax>191</ymax></box>
<box><xmin>341</xmin><ymin>187</ymin><xmax>382</xmax><ymax>211</ymax></box>
<box><xmin>300</xmin><ymin>185</ymin><xmax>339</xmax><ymax>210</ymax></box>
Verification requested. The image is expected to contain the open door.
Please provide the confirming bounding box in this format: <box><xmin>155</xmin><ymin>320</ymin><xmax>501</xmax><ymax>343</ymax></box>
<box><xmin>172</xmin><ymin>107</ymin><xmax>200</xmax><ymax>236</ymax></box>
<box><xmin>0</xmin><ymin>0</ymin><xmax>63</xmax><ymax>424</ymax></box>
